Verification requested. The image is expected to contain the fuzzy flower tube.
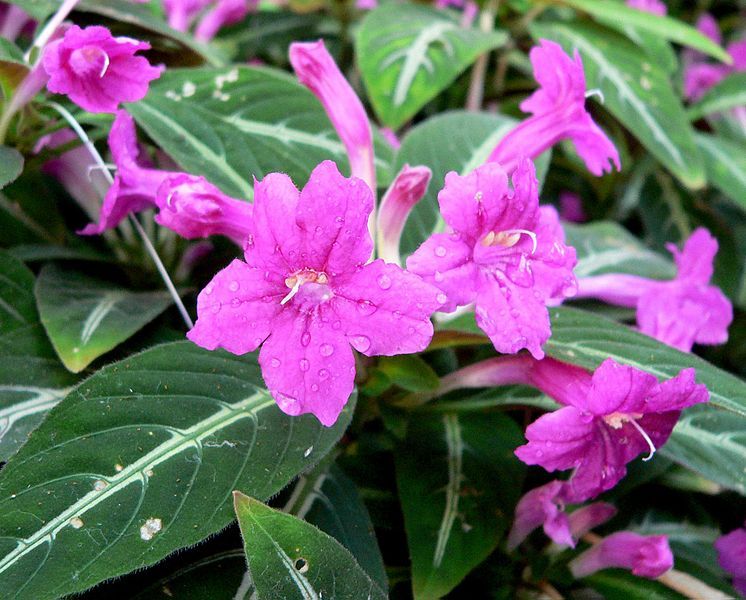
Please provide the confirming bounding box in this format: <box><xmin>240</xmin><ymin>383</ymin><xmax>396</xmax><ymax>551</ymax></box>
<box><xmin>43</xmin><ymin>25</ymin><xmax>163</xmax><ymax>113</ymax></box>
<box><xmin>575</xmin><ymin>228</ymin><xmax>733</xmax><ymax>352</ymax></box>
<box><xmin>188</xmin><ymin>161</ymin><xmax>442</xmax><ymax>426</ymax></box>
<box><xmin>407</xmin><ymin>159</ymin><xmax>577</xmax><ymax>359</ymax></box>
<box><xmin>486</xmin><ymin>40</ymin><xmax>620</xmax><ymax>177</ymax></box>
<box><xmin>569</xmin><ymin>532</ymin><xmax>674</xmax><ymax>579</ymax></box>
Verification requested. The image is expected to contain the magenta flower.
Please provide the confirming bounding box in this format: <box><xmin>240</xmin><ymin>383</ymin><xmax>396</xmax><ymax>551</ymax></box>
<box><xmin>508</xmin><ymin>480</ymin><xmax>616</xmax><ymax>550</ymax></box>
<box><xmin>626</xmin><ymin>0</ymin><xmax>667</xmax><ymax>16</ymax></box>
<box><xmin>155</xmin><ymin>174</ymin><xmax>253</xmax><ymax>244</ymax></box>
<box><xmin>407</xmin><ymin>160</ymin><xmax>577</xmax><ymax>359</ymax></box>
<box><xmin>569</xmin><ymin>532</ymin><xmax>673</xmax><ymax>579</ymax></box>
<box><xmin>194</xmin><ymin>0</ymin><xmax>253</xmax><ymax>42</ymax></box>
<box><xmin>486</xmin><ymin>40</ymin><xmax>620</xmax><ymax>177</ymax></box>
<box><xmin>187</xmin><ymin>161</ymin><xmax>442</xmax><ymax>426</ymax></box>
<box><xmin>516</xmin><ymin>358</ymin><xmax>708</xmax><ymax>501</ymax></box>
<box><xmin>80</xmin><ymin>111</ymin><xmax>178</xmax><ymax>235</ymax></box>
<box><xmin>377</xmin><ymin>164</ymin><xmax>432</xmax><ymax>265</ymax></box>
<box><xmin>43</xmin><ymin>25</ymin><xmax>163</xmax><ymax>114</ymax></box>
<box><xmin>715</xmin><ymin>523</ymin><xmax>746</xmax><ymax>596</ymax></box>
<box><xmin>289</xmin><ymin>40</ymin><xmax>376</xmax><ymax>193</ymax></box>
<box><xmin>163</xmin><ymin>0</ymin><xmax>211</xmax><ymax>31</ymax></box>
<box><xmin>0</xmin><ymin>4</ymin><xmax>34</xmax><ymax>42</ymax></box>
<box><xmin>575</xmin><ymin>228</ymin><xmax>733</xmax><ymax>352</ymax></box>
<box><xmin>683</xmin><ymin>14</ymin><xmax>746</xmax><ymax>101</ymax></box>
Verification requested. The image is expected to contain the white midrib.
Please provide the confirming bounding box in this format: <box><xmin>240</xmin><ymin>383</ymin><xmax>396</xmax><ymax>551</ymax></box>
<box><xmin>556</xmin><ymin>26</ymin><xmax>684</xmax><ymax>167</ymax></box>
<box><xmin>697</xmin><ymin>135</ymin><xmax>746</xmax><ymax>188</ymax></box>
<box><xmin>80</xmin><ymin>293</ymin><xmax>123</xmax><ymax>346</ymax></box>
<box><xmin>0</xmin><ymin>393</ymin><xmax>274</xmax><ymax>576</ymax></box>
<box><xmin>0</xmin><ymin>386</ymin><xmax>72</xmax><ymax>438</ymax></box>
<box><xmin>433</xmin><ymin>413</ymin><xmax>463</xmax><ymax>568</ymax></box>
<box><xmin>574</xmin><ymin>248</ymin><xmax>665</xmax><ymax>277</ymax></box>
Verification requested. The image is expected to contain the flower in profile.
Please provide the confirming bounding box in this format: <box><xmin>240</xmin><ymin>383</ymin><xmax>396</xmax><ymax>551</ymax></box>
<box><xmin>43</xmin><ymin>25</ymin><xmax>163</xmax><ymax>114</ymax></box>
<box><xmin>155</xmin><ymin>174</ymin><xmax>253</xmax><ymax>244</ymax></box>
<box><xmin>80</xmin><ymin>111</ymin><xmax>178</xmax><ymax>235</ymax></box>
<box><xmin>575</xmin><ymin>228</ymin><xmax>733</xmax><ymax>352</ymax></box>
<box><xmin>626</xmin><ymin>0</ymin><xmax>666</xmax><ymax>16</ymax></box>
<box><xmin>194</xmin><ymin>0</ymin><xmax>253</xmax><ymax>42</ymax></box>
<box><xmin>715</xmin><ymin>522</ymin><xmax>746</xmax><ymax>596</ymax></box>
<box><xmin>407</xmin><ymin>159</ymin><xmax>577</xmax><ymax>359</ymax></box>
<box><xmin>486</xmin><ymin>39</ymin><xmax>620</xmax><ymax>177</ymax></box>
<box><xmin>508</xmin><ymin>480</ymin><xmax>616</xmax><ymax>550</ymax></box>
<box><xmin>515</xmin><ymin>358</ymin><xmax>708</xmax><ymax>501</ymax></box>
<box><xmin>683</xmin><ymin>14</ymin><xmax>746</xmax><ymax>101</ymax></box>
<box><xmin>569</xmin><ymin>532</ymin><xmax>674</xmax><ymax>579</ymax></box>
<box><xmin>289</xmin><ymin>40</ymin><xmax>375</xmax><ymax>193</ymax></box>
<box><xmin>188</xmin><ymin>161</ymin><xmax>442</xmax><ymax>426</ymax></box>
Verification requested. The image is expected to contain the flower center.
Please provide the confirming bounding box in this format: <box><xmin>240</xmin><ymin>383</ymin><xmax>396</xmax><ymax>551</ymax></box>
<box><xmin>481</xmin><ymin>229</ymin><xmax>538</xmax><ymax>253</ymax></box>
<box><xmin>603</xmin><ymin>412</ymin><xmax>657</xmax><ymax>461</ymax></box>
<box><xmin>280</xmin><ymin>269</ymin><xmax>331</xmax><ymax>306</ymax></box>
<box><xmin>70</xmin><ymin>46</ymin><xmax>111</xmax><ymax>78</ymax></box>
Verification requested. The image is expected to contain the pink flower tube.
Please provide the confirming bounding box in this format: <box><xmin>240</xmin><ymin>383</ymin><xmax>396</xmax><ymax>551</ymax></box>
<box><xmin>569</xmin><ymin>532</ymin><xmax>674</xmax><ymax>579</ymax></box>
<box><xmin>575</xmin><ymin>228</ymin><xmax>733</xmax><ymax>352</ymax></box>
<box><xmin>486</xmin><ymin>40</ymin><xmax>620</xmax><ymax>177</ymax></box>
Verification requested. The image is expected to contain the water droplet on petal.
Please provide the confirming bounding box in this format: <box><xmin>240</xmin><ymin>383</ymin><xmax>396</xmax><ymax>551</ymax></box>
<box><xmin>318</xmin><ymin>368</ymin><xmax>330</xmax><ymax>380</ymax></box>
<box><xmin>436</xmin><ymin>292</ymin><xmax>447</xmax><ymax>305</ymax></box>
<box><xmin>332</xmin><ymin>320</ymin><xmax>342</xmax><ymax>330</ymax></box>
<box><xmin>228</xmin><ymin>280</ymin><xmax>239</xmax><ymax>292</ymax></box>
<box><xmin>276</xmin><ymin>392</ymin><xmax>301</xmax><ymax>415</ymax></box>
<box><xmin>299</xmin><ymin>359</ymin><xmax>310</xmax><ymax>372</ymax></box>
<box><xmin>435</xmin><ymin>246</ymin><xmax>447</xmax><ymax>257</ymax></box>
<box><xmin>319</xmin><ymin>344</ymin><xmax>334</xmax><ymax>357</ymax></box>
<box><xmin>271</xmin><ymin>358</ymin><xmax>281</xmax><ymax>367</ymax></box>
<box><xmin>357</xmin><ymin>300</ymin><xmax>377</xmax><ymax>316</ymax></box>
<box><xmin>231</xmin><ymin>298</ymin><xmax>241</xmax><ymax>307</ymax></box>
<box><xmin>350</xmin><ymin>334</ymin><xmax>371</xmax><ymax>352</ymax></box>
<box><xmin>393</xmin><ymin>310</ymin><xmax>402</xmax><ymax>320</ymax></box>
<box><xmin>376</xmin><ymin>274</ymin><xmax>392</xmax><ymax>289</ymax></box>
<box><xmin>301</xmin><ymin>332</ymin><xmax>311</xmax><ymax>347</ymax></box>
<box><xmin>204</xmin><ymin>283</ymin><xmax>214</xmax><ymax>295</ymax></box>
<box><xmin>211</xmin><ymin>302</ymin><xmax>222</xmax><ymax>314</ymax></box>
<box><xmin>434</xmin><ymin>271</ymin><xmax>444</xmax><ymax>283</ymax></box>
<box><xmin>314</xmin><ymin>226</ymin><xmax>322</xmax><ymax>235</ymax></box>
<box><xmin>311</xmin><ymin>384</ymin><xmax>319</xmax><ymax>392</ymax></box>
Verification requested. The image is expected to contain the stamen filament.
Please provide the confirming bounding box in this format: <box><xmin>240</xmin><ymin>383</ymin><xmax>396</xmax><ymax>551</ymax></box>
<box><xmin>505</xmin><ymin>229</ymin><xmax>538</xmax><ymax>254</ymax></box>
<box><xmin>585</xmin><ymin>88</ymin><xmax>605</xmax><ymax>103</ymax></box>
<box><xmin>629</xmin><ymin>418</ymin><xmax>657</xmax><ymax>461</ymax></box>
<box><xmin>99</xmin><ymin>52</ymin><xmax>110</xmax><ymax>78</ymax></box>
<box><xmin>280</xmin><ymin>279</ymin><xmax>301</xmax><ymax>305</ymax></box>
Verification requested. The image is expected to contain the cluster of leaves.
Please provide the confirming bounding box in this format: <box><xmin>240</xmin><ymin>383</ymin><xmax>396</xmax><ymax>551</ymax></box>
<box><xmin>0</xmin><ymin>0</ymin><xmax>745</xmax><ymax>598</ymax></box>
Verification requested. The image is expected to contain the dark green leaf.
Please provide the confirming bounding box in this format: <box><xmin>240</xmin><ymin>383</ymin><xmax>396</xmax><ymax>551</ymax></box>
<box><xmin>35</xmin><ymin>264</ymin><xmax>174</xmax><ymax>372</ymax></box>
<box><xmin>233</xmin><ymin>492</ymin><xmax>387</xmax><ymax>600</ymax></box>
<box><xmin>688</xmin><ymin>73</ymin><xmax>746</xmax><ymax>121</ymax></box>
<box><xmin>0</xmin><ymin>146</ymin><xmax>23</xmax><ymax>190</ymax></box>
<box><xmin>355</xmin><ymin>4</ymin><xmax>507</xmax><ymax>128</ymax></box>
<box><xmin>128</xmin><ymin>66</ymin><xmax>392</xmax><ymax>200</ymax></box>
<box><xmin>396</xmin><ymin>412</ymin><xmax>524</xmax><ymax>598</ymax></box>
<box><xmin>0</xmin><ymin>341</ymin><xmax>355</xmax><ymax>599</ymax></box>
<box><xmin>695</xmin><ymin>132</ymin><xmax>746</xmax><ymax>212</ymax></box>
<box><xmin>584</xmin><ymin>570</ymin><xmax>686</xmax><ymax>600</ymax></box>
<box><xmin>531</xmin><ymin>21</ymin><xmax>705</xmax><ymax>189</ymax></box>
<box><xmin>378</xmin><ymin>354</ymin><xmax>439</xmax><ymax>392</ymax></box>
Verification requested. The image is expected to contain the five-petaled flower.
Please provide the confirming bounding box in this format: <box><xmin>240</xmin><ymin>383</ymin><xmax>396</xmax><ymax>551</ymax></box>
<box><xmin>188</xmin><ymin>161</ymin><xmax>443</xmax><ymax>426</ymax></box>
<box><xmin>515</xmin><ymin>358</ymin><xmax>708</xmax><ymax>502</ymax></box>
<box><xmin>486</xmin><ymin>39</ymin><xmax>620</xmax><ymax>177</ymax></box>
<box><xmin>43</xmin><ymin>25</ymin><xmax>163</xmax><ymax>114</ymax></box>
<box><xmin>407</xmin><ymin>159</ymin><xmax>577</xmax><ymax>359</ymax></box>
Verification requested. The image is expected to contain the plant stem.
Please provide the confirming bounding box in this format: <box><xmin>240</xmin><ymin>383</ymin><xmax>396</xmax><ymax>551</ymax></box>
<box><xmin>465</xmin><ymin>0</ymin><xmax>498</xmax><ymax>112</ymax></box>
<box><xmin>47</xmin><ymin>101</ymin><xmax>194</xmax><ymax>330</ymax></box>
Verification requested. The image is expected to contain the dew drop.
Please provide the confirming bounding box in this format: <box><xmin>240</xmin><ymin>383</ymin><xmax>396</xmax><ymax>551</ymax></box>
<box><xmin>314</xmin><ymin>226</ymin><xmax>322</xmax><ymax>235</ymax></box>
<box><xmin>318</xmin><ymin>368</ymin><xmax>330</xmax><ymax>380</ymax></box>
<box><xmin>311</xmin><ymin>384</ymin><xmax>319</xmax><ymax>392</ymax></box>
<box><xmin>301</xmin><ymin>332</ymin><xmax>311</xmax><ymax>347</ymax></box>
<box><xmin>435</xmin><ymin>246</ymin><xmax>447</xmax><ymax>257</ymax></box>
<box><xmin>350</xmin><ymin>334</ymin><xmax>371</xmax><ymax>352</ymax></box>
<box><xmin>271</xmin><ymin>358</ymin><xmax>281</xmax><ymax>367</ymax></box>
<box><xmin>436</xmin><ymin>292</ymin><xmax>447</xmax><ymax>305</ymax></box>
<box><xmin>210</xmin><ymin>302</ymin><xmax>222</xmax><ymax>314</ymax></box>
<box><xmin>228</xmin><ymin>280</ymin><xmax>239</xmax><ymax>292</ymax></box>
<box><xmin>332</xmin><ymin>320</ymin><xmax>342</xmax><ymax>330</ymax></box>
<box><xmin>434</xmin><ymin>270</ymin><xmax>444</xmax><ymax>283</ymax></box>
<box><xmin>393</xmin><ymin>310</ymin><xmax>402</xmax><ymax>320</ymax></box>
<box><xmin>231</xmin><ymin>298</ymin><xmax>241</xmax><ymax>307</ymax></box>
<box><xmin>319</xmin><ymin>344</ymin><xmax>334</xmax><ymax>357</ymax></box>
<box><xmin>299</xmin><ymin>359</ymin><xmax>310</xmax><ymax>372</ymax></box>
<box><xmin>204</xmin><ymin>283</ymin><xmax>214</xmax><ymax>296</ymax></box>
<box><xmin>376</xmin><ymin>274</ymin><xmax>392</xmax><ymax>289</ymax></box>
<box><xmin>276</xmin><ymin>392</ymin><xmax>300</xmax><ymax>415</ymax></box>
<box><xmin>357</xmin><ymin>300</ymin><xmax>377</xmax><ymax>316</ymax></box>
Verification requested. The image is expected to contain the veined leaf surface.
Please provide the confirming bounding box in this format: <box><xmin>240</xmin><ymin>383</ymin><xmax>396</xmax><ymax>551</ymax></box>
<box><xmin>0</xmin><ymin>341</ymin><xmax>354</xmax><ymax>599</ymax></box>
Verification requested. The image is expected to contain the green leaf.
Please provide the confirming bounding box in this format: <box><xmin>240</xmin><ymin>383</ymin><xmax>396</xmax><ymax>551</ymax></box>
<box><xmin>556</xmin><ymin>0</ymin><xmax>731</xmax><ymax>63</ymax></box>
<box><xmin>0</xmin><ymin>252</ymin><xmax>76</xmax><ymax>461</ymax></box>
<box><xmin>531</xmin><ymin>21</ymin><xmax>705</xmax><ymax>189</ymax></box>
<box><xmin>584</xmin><ymin>570</ymin><xmax>686</xmax><ymax>600</ymax></box>
<box><xmin>0</xmin><ymin>146</ymin><xmax>23</xmax><ymax>190</ymax></box>
<box><xmin>394</xmin><ymin>110</ymin><xmax>550</xmax><ymax>257</ymax></box>
<box><xmin>396</xmin><ymin>412</ymin><xmax>524</xmax><ymax>598</ymax></box>
<box><xmin>688</xmin><ymin>72</ymin><xmax>746</xmax><ymax>121</ymax></box>
<box><xmin>378</xmin><ymin>354</ymin><xmax>440</xmax><ymax>392</ymax></box>
<box><xmin>619</xmin><ymin>28</ymin><xmax>677</xmax><ymax>75</ymax></box>
<box><xmin>4</xmin><ymin>0</ymin><xmax>57</xmax><ymax>21</ymax></box>
<box><xmin>128</xmin><ymin>65</ymin><xmax>392</xmax><ymax>200</ymax></box>
<box><xmin>695</xmin><ymin>132</ymin><xmax>746</xmax><ymax>212</ymax></box>
<box><xmin>34</xmin><ymin>264</ymin><xmax>174</xmax><ymax>372</ymax></box>
<box><xmin>564</xmin><ymin>221</ymin><xmax>675</xmax><ymax>279</ymax></box>
<box><xmin>355</xmin><ymin>4</ymin><xmax>507</xmax><ymax>128</ymax></box>
<box><xmin>0</xmin><ymin>341</ymin><xmax>355</xmax><ymax>600</ymax></box>
<box><xmin>233</xmin><ymin>492</ymin><xmax>387</xmax><ymax>600</ymax></box>
<box><xmin>287</xmin><ymin>462</ymin><xmax>388</xmax><ymax>591</ymax></box>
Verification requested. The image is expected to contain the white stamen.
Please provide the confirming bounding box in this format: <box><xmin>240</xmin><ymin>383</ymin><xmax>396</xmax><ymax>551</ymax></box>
<box><xmin>585</xmin><ymin>88</ymin><xmax>605</xmax><ymax>103</ymax></box>
<box><xmin>99</xmin><ymin>52</ymin><xmax>110</xmax><ymax>78</ymax></box>
<box><xmin>629</xmin><ymin>418</ymin><xmax>657</xmax><ymax>461</ymax></box>
<box><xmin>505</xmin><ymin>229</ymin><xmax>538</xmax><ymax>254</ymax></box>
<box><xmin>86</xmin><ymin>163</ymin><xmax>116</xmax><ymax>180</ymax></box>
<box><xmin>280</xmin><ymin>279</ymin><xmax>301</xmax><ymax>305</ymax></box>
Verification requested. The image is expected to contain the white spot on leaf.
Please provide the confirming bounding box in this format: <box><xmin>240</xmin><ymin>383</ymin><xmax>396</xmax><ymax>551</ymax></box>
<box><xmin>140</xmin><ymin>517</ymin><xmax>162</xmax><ymax>541</ymax></box>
